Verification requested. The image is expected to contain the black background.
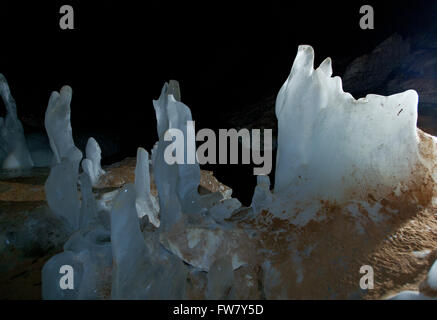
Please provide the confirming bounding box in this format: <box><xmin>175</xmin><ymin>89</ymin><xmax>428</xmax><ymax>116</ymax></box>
<box><xmin>0</xmin><ymin>0</ymin><xmax>435</xmax><ymax>203</ymax></box>
<box><xmin>1</xmin><ymin>299</ymin><xmax>433</xmax><ymax>318</ymax></box>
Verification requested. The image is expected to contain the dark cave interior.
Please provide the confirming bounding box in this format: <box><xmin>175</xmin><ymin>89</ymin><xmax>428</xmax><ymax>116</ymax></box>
<box><xmin>0</xmin><ymin>0</ymin><xmax>436</xmax><ymax>204</ymax></box>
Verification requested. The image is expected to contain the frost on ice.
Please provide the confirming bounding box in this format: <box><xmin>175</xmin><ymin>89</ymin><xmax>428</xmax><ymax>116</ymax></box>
<box><xmin>0</xmin><ymin>74</ymin><xmax>34</xmax><ymax>169</ymax></box>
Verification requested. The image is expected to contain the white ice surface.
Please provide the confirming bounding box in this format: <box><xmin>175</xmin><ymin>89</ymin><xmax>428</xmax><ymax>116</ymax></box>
<box><xmin>44</xmin><ymin>85</ymin><xmax>83</xmax><ymax>231</ymax></box>
<box><xmin>274</xmin><ymin>45</ymin><xmax>421</xmax><ymax>204</ymax></box>
<box><xmin>84</xmin><ymin>137</ymin><xmax>105</xmax><ymax>186</ymax></box>
<box><xmin>0</xmin><ymin>74</ymin><xmax>34</xmax><ymax>169</ymax></box>
<box><xmin>45</xmin><ymin>85</ymin><xmax>82</xmax><ymax>164</ymax></box>
<box><xmin>153</xmin><ymin>81</ymin><xmax>202</xmax><ymax>214</ymax></box>
<box><xmin>427</xmin><ymin>259</ymin><xmax>437</xmax><ymax>290</ymax></box>
<box><xmin>134</xmin><ymin>147</ymin><xmax>160</xmax><ymax>227</ymax></box>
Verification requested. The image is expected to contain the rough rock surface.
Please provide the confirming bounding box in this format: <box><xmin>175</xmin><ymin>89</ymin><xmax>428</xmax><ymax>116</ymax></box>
<box><xmin>342</xmin><ymin>34</ymin><xmax>411</xmax><ymax>95</ymax></box>
<box><xmin>343</xmin><ymin>33</ymin><xmax>437</xmax><ymax>110</ymax></box>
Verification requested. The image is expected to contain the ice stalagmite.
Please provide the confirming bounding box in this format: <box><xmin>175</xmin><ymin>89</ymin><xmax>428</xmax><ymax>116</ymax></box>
<box><xmin>152</xmin><ymin>138</ymin><xmax>183</xmax><ymax>231</ymax></box>
<box><xmin>37</xmin><ymin>45</ymin><xmax>437</xmax><ymax>300</ymax></box>
<box><xmin>110</xmin><ymin>184</ymin><xmax>149</xmax><ymax>299</ymax></box>
<box><xmin>45</xmin><ymin>86</ymin><xmax>82</xmax><ymax>164</ymax></box>
<box><xmin>251</xmin><ymin>175</ymin><xmax>273</xmax><ymax>215</ymax></box>
<box><xmin>41</xmin><ymin>84</ymin><xmax>115</xmax><ymax>299</ymax></box>
<box><xmin>153</xmin><ymin>81</ymin><xmax>202</xmax><ymax>214</ymax></box>
<box><xmin>83</xmin><ymin>137</ymin><xmax>105</xmax><ymax>186</ymax></box>
<box><xmin>45</xmin><ymin>152</ymin><xmax>82</xmax><ymax>231</ymax></box>
<box><xmin>79</xmin><ymin>165</ymin><xmax>98</xmax><ymax>228</ymax></box>
<box><xmin>0</xmin><ymin>74</ymin><xmax>34</xmax><ymax>169</ymax></box>
<box><xmin>153</xmin><ymin>80</ymin><xmax>181</xmax><ymax>139</ymax></box>
<box><xmin>110</xmin><ymin>184</ymin><xmax>187</xmax><ymax>299</ymax></box>
<box><xmin>272</xmin><ymin>45</ymin><xmax>436</xmax><ymax>209</ymax></box>
<box><xmin>247</xmin><ymin>45</ymin><xmax>437</xmax><ymax>299</ymax></box>
<box><xmin>152</xmin><ymin>81</ymin><xmax>255</xmax><ymax>273</ymax></box>
<box><xmin>44</xmin><ymin>86</ymin><xmax>83</xmax><ymax>231</ymax></box>
<box><xmin>151</xmin><ymin>82</ymin><xmax>188</xmax><ymax>230</ymax></box>
<box><xmin>134</xmin><ymin>147</ymin><xmax>160</xmax><ymax>227</ymax></box>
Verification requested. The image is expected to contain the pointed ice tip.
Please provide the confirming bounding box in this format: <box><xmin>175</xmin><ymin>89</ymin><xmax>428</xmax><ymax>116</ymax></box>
<box><xmin>293</xmin><ymin>45</ymin><xmax>315</xmax><ymax>74</ymax></box>
<box><xmin>163</xmin><ymin>81</ymin><xmax>169</xmax><ymax>91</ymax></box>
<box><xmin>86</xmin><ymin>137</ymin><xmax>101</xmax><ymax>158</ymax></box>
<box><xmin>168</xmin><ymin>80</ymin><xmax>181</xmax><ymax>102</ymax></box>
<box><xmin>48</xmin><ymin>90</ymin><xmax>60</xmax><ymax>103</ymax></box>
<box><xmin>318</xmin><ymin>57</ymin><xmax>333</xmax><ymax>77</ymax></box>
<box><xmin>0</xmin><ymin>73</ymin><xmax>10</xmax><ymax>92</ymax></box>
<box><xmin>58</xmin><ymin>85</ymin><xmax>73</xmax><ymax>108</ymax></box>
<box><xmin>153</xmin><ymin>82</ymin><xmax>169</xmax><ymax>105</ymax></box>
<box><xmin>137</xmin><ymin>147</ymin><xmax>149</xmax><ymax>160</ymax></box>
<box><xmin>60</xmin><ymin>85</ymin><xmax>72</xmax><ymax>95</ymax></box>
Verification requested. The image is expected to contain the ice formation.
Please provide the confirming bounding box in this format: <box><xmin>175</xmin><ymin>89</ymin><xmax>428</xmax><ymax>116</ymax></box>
<box><xmin>39</xmin><ymin>45</ymin><xmax>437</xmax><ymax>300</ymax></box>
<box><xmin>245</xmin><ymin>45</ymin><xmax>437</xmax><ymax>299</ymax></box>
<box><xmin>275</xmin><ymin>45</ymin><xmax>428</xmax><ymax>202</ymax></box>
<box><xmin>0</xmin><ymin>74</ymin><xmax>34</xmax><ymax>169</ymax></box>
<box><xmin>110</xmin><ymin>184</ymin><xmax>187</xmax><ymax>299</ymax></box>
<box><xmin>78</xmin><ymin>168</ymin><xmax>98</xmax><ymax>227</ymax></box>
<box><xmin>42</xmin><ymin>225</ymin><xmax>112</xmax><ymax>299</ymax></box>
<box><xmin>44</xmin><ymin>86</ymin><xmax>83</xmax><ymax>231</ymax></box>
<box><xmin>151</xmin><ymin>138</ymin><xmax>183</xmax><ymax>231</ymax></box>
<box><xmin>428</xmin><ymin>259</ymin><xmax>437</xmax><ymax>291</ymax></box>
<box><xmin>151</xmin><ymin>82</ymin><xmax>253</xmax><ymax>273</ymax></box>
<box><xmin>134</xmin><ymin>147</ymin><xmax>159</xmax><ymax>227</ymax></box>
<box><xmin>45</xmin><ymin>85</ymin><xmax>82</xmax><ymax>164</ymax></box>
<box><xmin>206</xmin><ymin>257</ymin><xmax>235</xmax><ymax>299</ymax></box>
<box><xmin>83</xmin><ymin>137</ymin><xmax>105</xmax><ymax>186</ymax></box>
<box><xmin>153</xmin><ymin>81</ymin><xmax>202</xmax><ymax>215</ymax></box>
<box><xmin>251</xmin><ymin>175</ymin><xmax>273</xmax><ymax>214</ymax></box>
<box><xmin>44</xmin><ymin>87</ymin><xmax>106</xmax><ymax>231</ymax></box>
<box><xmin>209</xmin><ymin>198</ymin><xmax>241</xmax><ymax>222</ymax></box>
<box><xmin>41</xmin><ymin>77</ymin><xmax>259</xmax><ymax>299</ymax></box>
<box><xmin>42</xmin><ymin>85</ymin><xmax>113</xmax><ymax>299</ymax></box>
<box><xmin>244</xmin><ymin>45</ymin><xmax>437</xmax><ymax>227</ymax></box>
